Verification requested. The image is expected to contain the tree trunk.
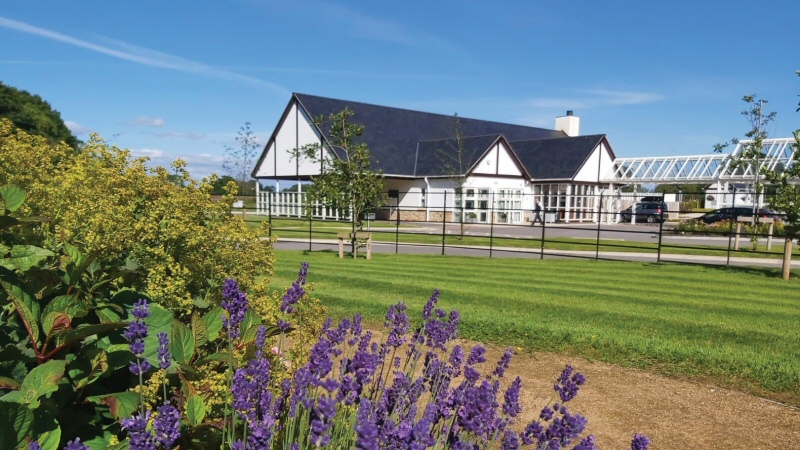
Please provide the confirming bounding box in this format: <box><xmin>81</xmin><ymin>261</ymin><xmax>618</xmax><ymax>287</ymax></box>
<box><xmin>782</xmin><ymin>237</ymin><xmax>793</xmax><ymax>281</ymax></box>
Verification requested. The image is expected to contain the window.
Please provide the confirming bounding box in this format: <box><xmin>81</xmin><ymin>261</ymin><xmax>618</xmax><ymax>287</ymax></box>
<box><xmin>421</xmin><ymin>188</ymin><xmax>426</xmax><ymax>207</ymax></box>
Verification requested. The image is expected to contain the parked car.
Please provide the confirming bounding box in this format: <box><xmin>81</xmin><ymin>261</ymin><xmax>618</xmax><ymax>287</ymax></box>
<box><xmin>620</xmin><ymin>202</ymin><xmax>668</xmax><ymax>223</ymax></box>
<box><xmin>695</xmin><ymin>207</ymin><xmax>782</xmax><ymax>224</ymax></box>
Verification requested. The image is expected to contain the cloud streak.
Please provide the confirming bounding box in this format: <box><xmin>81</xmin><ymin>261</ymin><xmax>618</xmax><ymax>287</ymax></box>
<box><xmin>128</xmin><ymin>116</ymin><xmax>165</xmax><ymax>127</ymax></box>
<box><xmin>526</xmin><ymin>89</ymin><xmax>663</xmax><ymax>110</ymax></box>
<box><xmin>64</xmin><ymin>120</ymin><xmax>94</xmax><ymax>135</ymax></box>
<box><xmin>0</xmin><ymin>16</ymin><xmax>289</xmax><ymax>96</ymax></box>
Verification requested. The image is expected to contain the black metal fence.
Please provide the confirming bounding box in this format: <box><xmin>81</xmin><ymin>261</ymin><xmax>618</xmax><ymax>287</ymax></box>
<box><xmin>249</xmin><ymin>190</ymin><xmax>792</xmax><ymax>270</ymax></box>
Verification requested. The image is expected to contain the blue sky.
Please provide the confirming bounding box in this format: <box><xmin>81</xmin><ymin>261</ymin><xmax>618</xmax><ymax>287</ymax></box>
<box><xmin>2</xmin><ymin>1</ymin><xmax>799</xmax><ymax>180</ymax></box>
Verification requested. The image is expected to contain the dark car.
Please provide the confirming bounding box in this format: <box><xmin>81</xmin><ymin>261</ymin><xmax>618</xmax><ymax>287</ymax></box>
<box><xmin>696</xmin><ymin>207</ymin><xmax>781</xmax><ymax>224</ymax></box>
<box><xmin>620</xmin><ymin>202</ymin><xmax>668</xmax><ymax>223</ymax></box>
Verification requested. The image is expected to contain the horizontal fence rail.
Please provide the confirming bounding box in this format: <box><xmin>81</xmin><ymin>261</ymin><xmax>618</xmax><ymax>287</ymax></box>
<box><xmin>248</xmin><ymin>190</ymin><xmax>794</xmax><ymax>270</ymax></box>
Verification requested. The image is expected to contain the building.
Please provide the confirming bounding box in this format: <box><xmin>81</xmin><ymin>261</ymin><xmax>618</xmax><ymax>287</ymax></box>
<box><xmin>252</xmin><ymin>93</ymin><xmax>617</xmax><ymax>223</ymax></box>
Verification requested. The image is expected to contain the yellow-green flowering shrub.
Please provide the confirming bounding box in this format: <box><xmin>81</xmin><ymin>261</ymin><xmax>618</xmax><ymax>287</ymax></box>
<box><xmin>0</xmin><ymin>119</ymin><xmax>295</xmax><ymax>317</ymax></box>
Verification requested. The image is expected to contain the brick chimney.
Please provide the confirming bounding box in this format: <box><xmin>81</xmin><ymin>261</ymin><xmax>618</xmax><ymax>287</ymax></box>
<box><xmin>555</xmin><ymin>110</ymin><xmax>580</xmax><ymax>137</ymax></box>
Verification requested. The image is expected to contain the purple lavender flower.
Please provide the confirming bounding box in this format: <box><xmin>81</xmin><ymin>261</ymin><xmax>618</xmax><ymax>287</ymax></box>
<box><xmin>63</xmin><ymin>438</ymin><xmax>91</xmax><ymax>450</ymax></box>
<box><xmin>125</xmin><ymin>300</ymin><xmax>153</xmax><ymax>377</ymax></box>
<box><xmin>501</xmin><ymin>430</ymin><xmax>520</xmax><ymax>450</ymax></box>
<box><xmin>153</xmin><ymin>404</ymin><xmax>181</xmax><ymax>448</ymax></box>
<box><xmin>554</xmin><ymin>365</ymin><xmax>585</xmax><ymax>403</ymax></box>
<box><xmin>422</xmin><ymin>289</ymin><xmax>440</xmax><ymax>320</ymax></box>
<box><xmin>28</xmin><ymin>442</ymin><xmax>42</xmax><ymax>450</ymax></box>
<box><xmin>221</xmin><ymin>278</ymin><xmax>249</xmax><ymax>340</ymax></box>
<box><xmin>457</xmin><ymin>380</ymin><xmax>498</xmax><ymax>439</ymax></box>
<box><xmin>503</xmin><ymin>376</ymin><xmax>522</xmax><ymax>417</ymax></box>
<box><xmin>384</xmin><ymin>303</ymin><xmax>410</xmax><ymax>348</ymax></box>
<box><xmin>574</xmin><ymin>435</ymin><xmax>599</xmax><ymax>450</ymax></box>
<box><xmin>493</xmin><ymin>348</ymin><xmax>514</xmax><ymax>378</ymax></box>
<box><xmin>277</xmin><ymin>319</ymin><xmax>291</xmax><ymax>331</ymax></box>
<box><xmin>310</xmin><ymin>395</ymin><xmax>337</xmax><ymax>446</ymax></box>
<box><xmin>121</xmin><ymin>411</ymin><xmax>156</xmax><ymax>450</ymax></box>
<box><xmin>355</xmin><ymin>399</ymin><xmax>379</xmax><ymax>450</ymax></box>
<box><xmin>255</xmin><ymin>325</ymin><xmax>267</xmax><ymax>358</ymax></box>
<box><xmin>281</xmin><ymin>263</ymin><xmax>310</xmax><ymax>314</ymax></box>
<box><xmin>467</xmin><ymin>345</ymin><xmax>486</xmax><ymax>366</ymax></box>
<box><xmin>157</xmin><ymin>332</ymin><xmax>171</xmax><ymax>370</ymax></box>
<box><xmin>132</xmin><ymin>298</ymin><xmax>150</xmax><ymax>319</ymax></box>
<box><xmin>630</xmin><ymin>433</ymin><xmax>651</xmax><ymax>450</ymax></box>
<box><xmin>129</xmin><ymin>359</ymin><xmax>153</xmax><ymax>376</ymax></box>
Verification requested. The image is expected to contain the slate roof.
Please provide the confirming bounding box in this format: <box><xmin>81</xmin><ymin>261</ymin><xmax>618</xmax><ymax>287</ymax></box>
<box><xmin>414</xmin><ymin>135</ymin><xmax>507</xmax><ymax>177</ymax></box>
<box><xmin>511</xmin><ymin>135</ymin><xmax>609</xmax><ymax>180</ymax></box>
<box><xmin>257</xmin><ymin>93</ymin><xmax>613</xmax><ymax>181</ymax></box>
<box><xmin>294</xmin><ymin>93</ymin><xmax>565</xmax><ymax>176</ymax></box>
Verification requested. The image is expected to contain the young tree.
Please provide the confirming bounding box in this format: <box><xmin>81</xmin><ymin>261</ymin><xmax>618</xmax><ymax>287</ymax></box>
<box><xmin>714</xmin><ymin>95</ymin><xmax>777</xmax><ymax>217</ymax></box>
<box><xmin>294</xmin><ymin>108</ymin><xmax>386</xmax><ymax>240</ymax></box>
<box><xmin>222</xmin><ymin>121</ymin><xmax>260</xmax><ymax>196</ymax></box>
<box><xmin>437</xmin><ymin>114</ymin><xmax>477</xmax><ymax>239</ymax></box>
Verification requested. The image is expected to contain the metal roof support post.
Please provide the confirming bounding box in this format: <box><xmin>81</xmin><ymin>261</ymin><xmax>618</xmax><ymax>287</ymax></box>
<box><xmin>565</xmin><ymin>184</ymin><xmax>572</xmax><ymax>223</ymax></box>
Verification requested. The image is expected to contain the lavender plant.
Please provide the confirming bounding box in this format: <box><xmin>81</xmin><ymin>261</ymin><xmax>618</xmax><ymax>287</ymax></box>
<box><xmin>24</xmin><ymin>263</ymin><xmax>650</xmax><ymax>450</ymax></box>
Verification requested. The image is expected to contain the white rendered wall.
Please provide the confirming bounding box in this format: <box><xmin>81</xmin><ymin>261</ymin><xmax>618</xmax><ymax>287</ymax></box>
<box><xmin>574</xmin><ymin>143</ymin><xmax>614</xmax><ymax>183</ymax></box>
<box><xmin>253</xmin><ymin>101</ymin><xmax>327</xmax><ymax>178</ymax></box>
<box><xmin>471</xmin><ymin>142</ymin><xmax>523</xmax><ymax>176</ymax></box>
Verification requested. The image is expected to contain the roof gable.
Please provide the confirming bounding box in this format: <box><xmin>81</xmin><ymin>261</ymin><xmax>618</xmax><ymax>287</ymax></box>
<box><xmin>511</xmin><ymin>135</ymin><xmax>607</xmax><ymax>181</ymax></box>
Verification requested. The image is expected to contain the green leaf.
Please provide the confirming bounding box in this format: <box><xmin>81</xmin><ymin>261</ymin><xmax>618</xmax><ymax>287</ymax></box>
<box><xmin>0</xmin><ymin>215</ymin><xmax>21</xmax><ymax>230</ymax></box>
<box><xmin>0</xmin><ymin>277</ymin><xmax>41</xmax><ymax>344</ymax></box>
<box><xmin>187</xmin><ymin>394</ymin><xmax>206</xmax><ymax>427</ymax></box>
<box><xmin>41</xmin><ymin>311</ymin><xmax>71</xmax><ymax>338</ymax></box>
<box><xmin>191</xmin><ymin>311</ymin><xmax>209</xmax><ymax>348</ymax></box>
<box><xmin>87</xmin><ymin>391</ymin><xmax>140</xmax><ymax>419</ymax></box>
<box><xmin>61</xmin><ymin>242</ymin><xmax>83</xmax><ymax>267</ymax></box>
<box><xmin>0</xmin><ymin>185</ymin><xmax>26</xmax><ymax>212</ymax></box>
<box><xmin>18</xmin><ymin>360</ymin><xmax>65</xmax><ymax>409</ymax></box>
<box><xmin>194</xmin><ymin>352</ymin><xmax>230</xmax><ymax>366</ymax></box>
<box><xmin>68</xmin><ymin>348</ymin><xmax>108</xmax><ymax>390</ymax></box>
<box><xmin>0</xmin><ymin>376</ymin><xmax>20</xmax><ymax>390</ymax></box>
<box><xmin>0</xmin><ymin>245</ymin><xmax>54</xmax><ymax>272</ymax></box>
<box><xmin>42</xmin><ymin>294</ymin><xmax>88</xmax><ymax>320</ymax></box>
<box><xmin>239</xmin><ymin>309</ymin><xmax>260</xmax><ymax>337</ymax></box>
<box><xmin>141</xmin><ymin>304</ymin><xmax>173</xmax><ymax>367</ymax></box>
<box><xmin>170</xmin><ymin>320</ymin><xmax>195</xmax><ymax>365</ymax></box>
<box><xmin>95</xmin><ymin>307</ymin><xmax>122</xmax><ymax>324</ymax></box>
<box><xmin>31</xmin><ymin>400</ymin><xmax>61</xmax><ymax>450</ymax></box>
<box><xmin>53</xmin><ymin>322</ymin><xmax>127</xmax><ymax>348</ymax></box>
<box><xmin>202</xmin><ymin>307</ymin><xmax>223</xmax><ymax>342</ymax></box>
<box><xmin>0</xmin><ymin>402</ymin><xmax>34</xmax><ymax>449</ymax></box>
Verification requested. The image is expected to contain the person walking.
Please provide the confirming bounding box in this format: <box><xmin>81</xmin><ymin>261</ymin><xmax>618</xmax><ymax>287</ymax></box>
<box><xmin>532</xmin><ymin>198</ymin><xmax>544</xmax><ymax>225</ymax></box>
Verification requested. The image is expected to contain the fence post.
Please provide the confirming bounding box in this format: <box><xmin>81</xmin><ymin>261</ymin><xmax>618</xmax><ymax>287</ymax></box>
<box><xmin>595</xmin><ymin>192</ymin><xmax>603</xmax><ymax>260</ymax></box>
<box><xmin>489</xmin><ymin>192</ymin><xmax>495</xmax><ymax>258</ymax></box>
<box><xmin>726</xmin><ymin>187</ymin><xmax>737</xmax><ymax>267</ymax></box>
<box><xmin>539</xmin><ymin>207</ymin><xmax>546</xmax><ymax>260</ymax></box>
<box><xmin>395</xmin><ymin>197</ymin><xmax>400</xmax><ymax>254</ymax></box>
<box><xmin>656</xmin><ymin>193</ymin><xmax>664</xmax><ymax>263</ymax></box>
<box><xmin>308</xmin><ymin>207</ymin><xmax>313</xmax><ymax>252</ymax></box>
<box><xmin>441</xmin><ymin>191</ymin><xmax>447</xmax><ymax>256</ymax></box>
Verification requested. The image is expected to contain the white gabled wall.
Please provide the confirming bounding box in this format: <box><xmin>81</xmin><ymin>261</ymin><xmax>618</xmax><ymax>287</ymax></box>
<box><xmin>471</xmin><ymin>141</ymin><xmax>523</xmax><ymax>177</ymax></box>
<box><xmin>254</xmin><ymin>100</ymin><xmax>327</xmax><ymax>178</ymax></box>
<box><xmin>574</xmin><ymin>142</ymin><xmax>614</xmax><ymax>183</ymax></box>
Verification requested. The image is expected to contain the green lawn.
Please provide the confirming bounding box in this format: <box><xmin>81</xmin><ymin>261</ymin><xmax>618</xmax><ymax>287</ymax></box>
<box><xmin>269</xmin><ymin>250</ymin><xmax>800</xmax><ymax>404</ymax></box>
<box><xmin>256</xmin><ymin>217</ymin><xmax>800</xmax><ymax>260</ymax></box>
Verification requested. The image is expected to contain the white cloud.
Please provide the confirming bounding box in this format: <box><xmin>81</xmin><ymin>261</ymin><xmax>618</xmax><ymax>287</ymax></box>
<box><xmin>0</xmin><ymin>16</ymin><xmax>289</xmax><ymax>96</ymax></box>
<box><xmin>578</xmin><ymin>89</ymin><xmax>664</xmax><ymax>106</ymax></box>
<box><xmin>153</xmin><ymin>131</ymin><xmax>206</xmax><ymax>141</ymax></box>
<box><xmin>129</xmin><ymin>116</ymin><xmax>165</xmax><ymax>127</ymax></box>
<box><xmin>64</xmin><ymin>120</ymin><xmax>93</xmax><ymax>135</ymax></box>
<box><xmin>130</xmin><ymin>148</ymin><xmax>165</xmax><ymax>159</ymax></box>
